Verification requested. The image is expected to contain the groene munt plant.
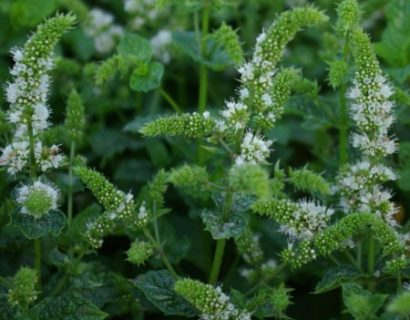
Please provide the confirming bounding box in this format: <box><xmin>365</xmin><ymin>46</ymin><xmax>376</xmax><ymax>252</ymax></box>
<box><xmin>1</xmin><ymin>0</ymin><xmax>410</xmax><ymax>319</ymax></box>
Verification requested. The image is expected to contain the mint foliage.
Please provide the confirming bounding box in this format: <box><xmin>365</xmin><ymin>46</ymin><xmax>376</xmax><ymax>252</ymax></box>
<box><xmin>133</xmin><ymin>270</ymin><xmax>197</xmax><ymax>317</ymax></box>
<box><xmin>1</xmin><ymin>1</ymin><xmax>410</xmax><ymax>319</ymax></box>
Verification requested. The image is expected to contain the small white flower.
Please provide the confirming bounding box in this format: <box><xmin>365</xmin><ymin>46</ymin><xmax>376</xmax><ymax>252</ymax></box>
<box><xmin>235</xmin><ymin>132</ymin><xmax>273</xmax><ymax>165</ymax></box>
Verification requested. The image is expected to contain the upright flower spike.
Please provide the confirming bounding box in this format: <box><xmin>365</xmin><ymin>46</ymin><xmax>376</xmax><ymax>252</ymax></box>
<box><xmin>1</xmin><ymin>13</ymin><xmax>75</xmax><ymax>175</ymax></box>
<box><xmin>235</xmin><ymin>228</ymin><xmax>264</xmax><ymax>265</ymax></box>
<box><xmin>237</xmin><ymin>7</ymin><xmax>327</xmax><ymax>114</ymax></box>
<box><xmin>7</xmin><ymin>267</ymin><xmax>39</xmax><ymax>310</ymax></box>
<box><xmin>334</xmin><ymin>27</ymin><xmax>398</xmax><ymax>226</ymax></box>
<box><xmin>174</xmin><ymin>279</ymin><xmax>251</xmax><ymax>320</ymax></box>
<box><xmin>335</xmin><ymin>0</ymin><xmax>361</xmax><ymax>36</ymax></box>
<box><xmin>65</xmin><ymin>89</ymin><xmax>85</xmax><ymax>143</ymax></box>
<box><xmin>126</xmin><ymin>240</ymin><xmax>154</xmax><ymax>266</ymax></box>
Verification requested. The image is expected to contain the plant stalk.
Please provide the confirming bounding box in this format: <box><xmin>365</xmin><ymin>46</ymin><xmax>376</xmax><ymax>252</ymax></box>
<box><xmin>67</xmin><ymin>141</ymin><xmax>75</xmax><ymax>225</ymax></box>
<box><xmin>339</xmin><ymin>38</ymin><xmax>350</xmax><ymax>165</ymax></box>
<box><xmin>208</xmin><ymin>239</ymin><xmax>226</xmax><ymax>285</ymax></box>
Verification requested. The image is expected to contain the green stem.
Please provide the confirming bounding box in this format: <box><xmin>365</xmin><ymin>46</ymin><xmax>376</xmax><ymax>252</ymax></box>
<box><xmin>339</xmin><ymin>38</ymin><xmax>349</xmax><ymax>165</ymax></box>
<box><xmin>357</xmin><ymin>241</ymin><xmax>362</xmax><ymax>269</ymax></box>
<box><xmin>67</xmin><ymin>141</ymin><xmax>75</xmax><ymax>225</ymax></box>
<box><xmin>345</xmin><ymin>250</ymin><xmax>362</xmax><ymax>272</ymax></box>
<box><xmin>28</xmin><ymin>120</ymin><xmax>42</xmax><ymax>287</ymax></box>
<box><xmin>159</xmin><ymin>89</ymin><xmax>182</xmax><ymax>113</ymax></box>
<box><xmin>144</xmin><ymin>229</ymin><xmax>178</xmax><ymax>279</ymax></box>
<box><xmin>34</xmin><ymin>239</ymin><xmax>41</xmax><ymax>289</ymax></box>
<box><xmin>245</xmin><ymin>263</ymin><xmax>287</xmax><ymax>296</ymax></box>
<box><xmin>208</xmin><ymin>239</ymin><xmax>226</xmax><ymax>285</ymax></box>
<box><xmin>198</xmin><ymin>0</ymin><xmax>210</xmax><ymax>113</ymax></box>
<box><xmin>208</xmin><ymin>191</ymin><xmax>233</xmax><ymax>284</ymax></box>
<box><xmin>368</xmin><ymin>235</ymin><xmax>375</xmax><ymax>276</ymax></box>
<box><xmin>397</xmin><ymin>272</ymin><xmax>402</xmax><ymax>292</ymax></box>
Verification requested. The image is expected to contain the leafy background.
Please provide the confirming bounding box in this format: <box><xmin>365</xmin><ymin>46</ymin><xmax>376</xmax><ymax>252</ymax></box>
<box><xmin>0</xmin><ymin>0</ymin><xmax>410</xmax><ymax>319</ymax></box>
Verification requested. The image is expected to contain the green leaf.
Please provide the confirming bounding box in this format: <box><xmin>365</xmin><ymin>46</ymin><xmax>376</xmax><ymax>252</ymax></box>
<box><xmin>117</xmin><ymin>33</ymin><xmax>152</xmax><ymax>62</ymax></box>
<box><xmin>10</xmin><ymin>209</ymin><xmax>66</xmax><ymax>239</ymax></box>
<box><xmin>173</xmin><ymin>31</ymin><xmax>235</xmax><ymax>71</ymax></box>
<box><xmin>342</xmin><ymin>283</ymin><xmax>388</xmax><ymax>320</ymax></box>
<box><xmin>133</xmin><ymin>270</ymin><xmax>197</xmax><ymax>317</ymax></box>
<box><xmin>32</xmin><ymin>289</ymin><xmax>108</xmax><ymax>320</ymax></box>
<box><xmin>314</xmin><ymin>266</ymin><xmax>363</xmax><ymax>294</ymax></box>
<box><xmin>129</xmin><ymin>62</ymin><xmax>164</xmax><ymax>92</ymax></box>
<box><xmin>201</xmin><ymin>209</ymin><xmax>247</xmax><ymax>239</ymax></box>
<box><xmin>387</xmin><ymin>291</ymin><xmax>410</xmax><ymax>316</ymax></box>
<box><xmin>10</xmin><ymin>0</ymin><xmax>59</xmax><ymax>27</ymax></box>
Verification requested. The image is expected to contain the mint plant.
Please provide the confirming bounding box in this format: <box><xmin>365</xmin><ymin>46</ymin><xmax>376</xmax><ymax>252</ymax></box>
<box><xmin>0</xmin><ymin>1</ymin><xmax>410</xmax><ymax>319</ymax></box>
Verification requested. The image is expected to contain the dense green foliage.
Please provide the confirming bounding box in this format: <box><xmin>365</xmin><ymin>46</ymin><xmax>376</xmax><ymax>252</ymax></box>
<box><xmin>1</xmin><ymin>1</ymin><xmax>410</xmax><ymax>319</ymax></box>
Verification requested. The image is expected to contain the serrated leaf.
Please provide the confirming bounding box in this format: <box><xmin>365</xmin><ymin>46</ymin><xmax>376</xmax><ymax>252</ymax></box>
<box><xmin>32</xmin><ymin>290</ymin><xmax>108</xmax><ymax>320</ymax></box>
<box><xmin>201</xmin><ymin>209</ymin><xmax>247</xmax><ymax>240</ymax></box>
<box><xmin>173</xmin><ymin>31</ymin><xmax>235</xmax><ymax>71</ymax></box>
<box><xmin>133</xmin><ymin>270</ymin><xmax>197</xmax><ymax>317</ymax></box>
<box><xmin>10</xmin><ymin>209</ymin><xmax>66</xmax><ymax>239</ymax></box>
<box><xmin>342</xmin><ymin>283</ymin><xmax>387</xmax><ymax>320</ymax></box>
<box><xmin>130</xmin><ymin>62</ymin><xmax>164</xmax><ymax>92</ymax></box>
<box><xmin>117</xmin><ymin>33</ymin><xmax>152</xmax><ymax>62</ymax></box>
<box><xmin>314</xmin><ymin>266</ymin><xmax>363</xmax><ymax>294</ymax></box>
<box><xmin>387</xmin><ymin>291</ymin><xmax>410</xmax><ymax>316</ymax></box>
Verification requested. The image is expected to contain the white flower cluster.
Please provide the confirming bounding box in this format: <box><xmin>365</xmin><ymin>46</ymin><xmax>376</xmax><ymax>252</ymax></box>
<box><xmin>280</xmin><ymin>200</ymin><xmax>334</xmax><ymax>241</ymax></box>
<box><xmin>235</xmin><ymin>132</ymin><xmax>273</xmax><ymax>165</ymax></box>
<box><xmin>335</xmin><ymin>29</ymin><xmax>399</xmax><ymax>228</ymax></box>
<box><xmin>84</xmin><ymin>8</ymin><xmax>124</xmax><ymax>54</ymax></box>
<box><xmin>150</xmin><ymin>30</ymin><xmax>173</xmax><ymax>64</ymax></box>
<box><xmin>16</xmin><ymin>180</ymin><xmax>59</xmax><ymax>218</ymax></box>
<box><xmin>347</xmin><ymin>74</ymin><xmax>395</xmax><ymax>157</ymax></box>
<box><xmin>124</xmin><ymin>0</ymin><xmax>168</xmax><ymax>30</ymax></box>
<box><xmin>1</xmin><ymin>46</ymin><xmax>64</xmax><ymax>175</ymax></box>
<box><xmin>219</xmin><ymin>29</ymin><xmax>279</xmax><ymax>131</ymax></box>
<box><xmin>201</xmin><ymin>286</ymin><xmax>251</xmax><ymax>320</ymax></box>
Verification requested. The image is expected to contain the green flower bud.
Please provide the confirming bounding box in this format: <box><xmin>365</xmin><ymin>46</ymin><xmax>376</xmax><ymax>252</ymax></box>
<box><xmin>126</xmin><ymin>240</ymin><xmax>154</xmax><ymax>265</ymax></box>
<box><xmin>7</xmin><ymin>267</ymin><xmax>38</xmax><ymax>310</ymax></box>
<box><xmin>211</xmin><ymin>23</ymin><xmax>243</xmax><ymax>66</ymax></box>
<box><xmin>288</xmin><ymin>166</ymin><xmax>331</xmax><ymax>195</ymax></box>
<box><xmin>229</xmin><ymin>164</ymin><xmax>270</xmax><ymax>199</ymax></box>
<box><xmin>140</xmin><ymin>112</ymin><xmax>215</xmax><ymax>138</ymax></box>
<box><xmin>236</xmin><ymin>228</ymin><xmax>264</xmax><ymax>265</ymax></box>
<box><xmin>168</xmin><ymin>164</ymin><xmax>209</xmax><ymax>192</ymax></box>
<box><xmin>65</xmin><ymin>89</ymin><xmax>85</xmax><ymax>142</ymax></box>
<box><xmin>327</xmin><ymin>59</ymin><xmax>348</xmax><ymax>89</ymax></box>
<box><xmin>336</xmin><ymin>0</ymin><xmax>361</xmax><ymax>36</ymax></box>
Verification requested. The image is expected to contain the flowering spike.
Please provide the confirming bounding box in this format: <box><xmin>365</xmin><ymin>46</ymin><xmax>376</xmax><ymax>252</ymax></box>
<box><xmin>73</xmin><ymin>166</ymin><xmax>147</xmax><ymax>248</ymax></box>
<box><xmin>336</xmin><ymin>0</ymin><xmax>361</xmax><ymax>36</ymax></box>
<box><xmin>236</xmin><ymin>228</ymin><xmax>264</xmax><ymax>265</ymax></box>
<box><xmin>65</xmin><ymin>89</ymin><xmax>85</xmax><ymax>142</ymax></box>
<box><xmin>282</xmin><ymin>213</ymin><xmax>406</xmax><ymax>270</ymax></box>
<box><xmin>1</xmin><ymin>13</ymin><xmax>75</xmax><ymax>175</ymax></box>
<box><xmin>228</xmin><ymin>164</ymin><xmax>270</xmax><ymax>199</ymax></box>
<box><xmin>252</xmin><ymin>198</ymin><xmax>334</xmax><ymax>241</ymax></box>
<box><xmin>168</xmin><ymin>164</ymin><xmax>209</xmax><ymax>192</ymax></box>
<box><xmin>7</xmin><ymin>267</ymin><xmax>39</xmax><ymax>310</ymax></box>
<box><xmin>211</xmin><ymin>23</ymin><xmax>243</xmax><ymax>66</ymax></box>
<box><xmin>288</xmin><ymin>167</ymin><xmax>331</xmax><ymax>195</ymax></box>
<box><xmin>174</xmin><ymin>278</ymin><xmax>251</xmax><ymax>320</ymax></box>
<box><xmin>126</xmin><ymin>240</ymin><xmax>154</xmax><ymax>265</ymax></box>
<box><xmin>140</xmin><ymin>112</ymin><xmax>215</xmax><ymax>138</ymax></box>
<box><xmin>238</xmin><ymin>7</ymin><xmax>328</xmax><ymax>115</ymax></box>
